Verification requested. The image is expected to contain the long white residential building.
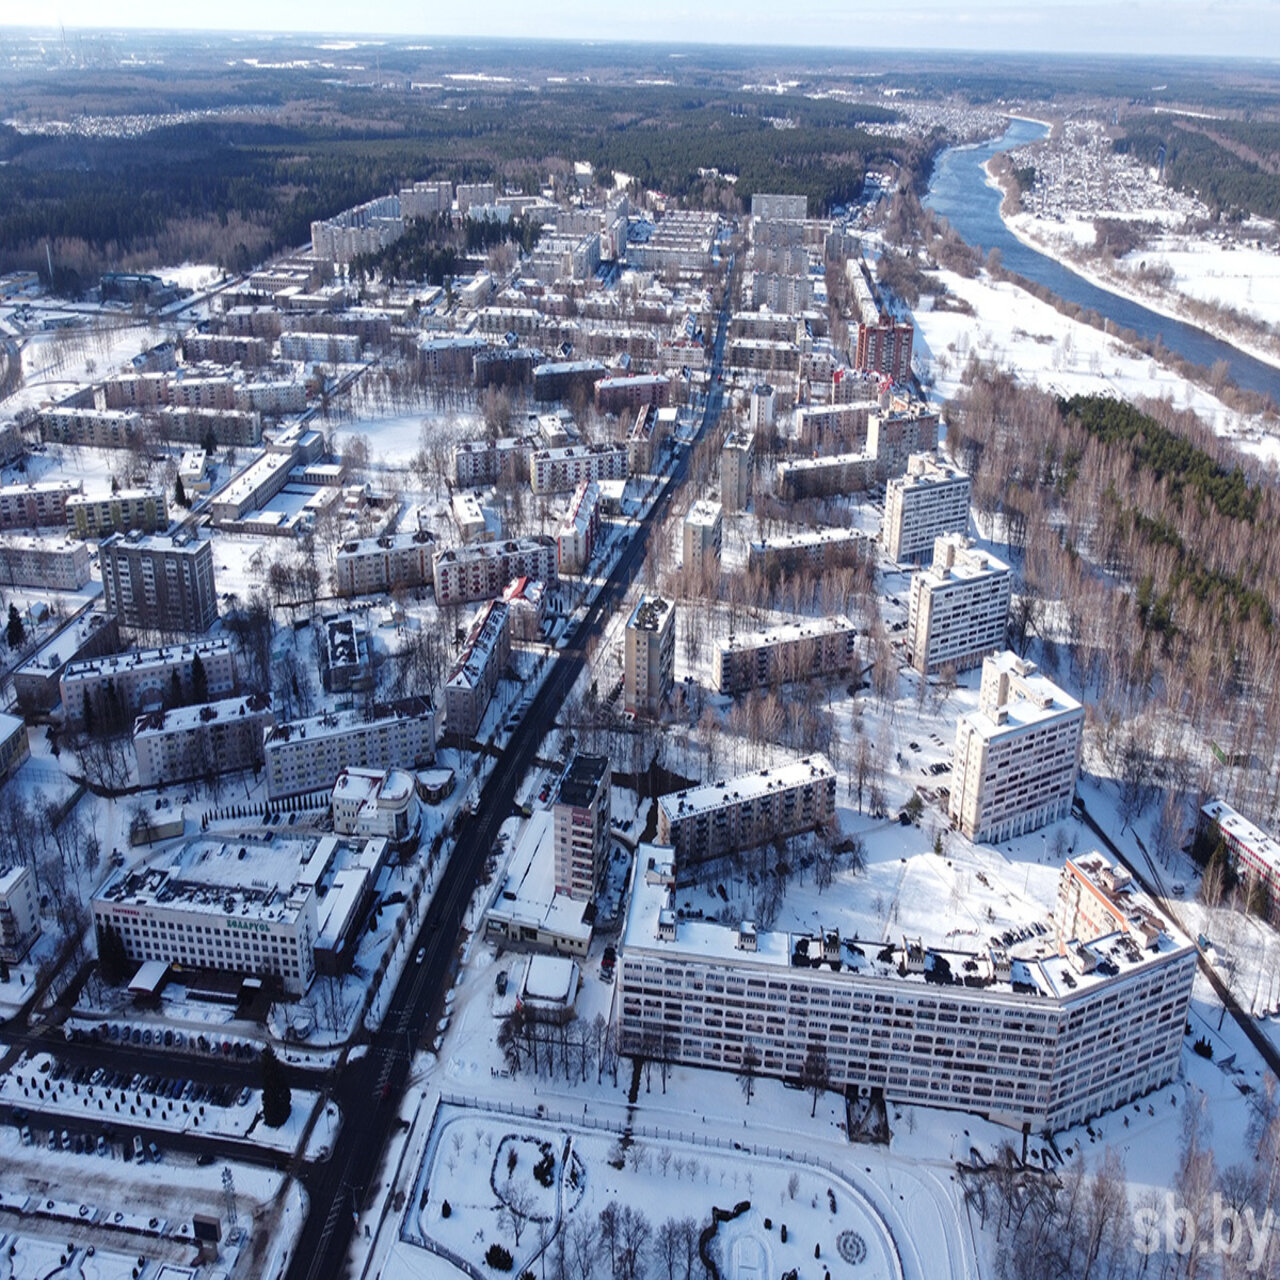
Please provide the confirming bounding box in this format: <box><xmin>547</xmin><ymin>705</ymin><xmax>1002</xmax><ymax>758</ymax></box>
<box><xmin>683</xmin><ymin>500</ymin><xmax>723</xmax><ymax>581</ymax></box>
<box><xmin>714</xmin><ymin>616</ymin><xmax>858</xmax><ymax>695</ymax></box>
<box><xmin>335</xmin><ymin>530</ymin><xmax>436</xmax><ymax>597</ymax></box>
<box><xmin>66</xmin><ymin>489</ymin><xmax>169</xmax><ymax>539</ymax></box>
<box><xmin>556</xmin><ymin>480</ymin><xmax>601</xmax><ymax>575</ymax></box>
<box><xmin>949</xmin><ymin>652</ymin><xmax>1084</xmax><ymax>844</ymax></box>
<box><xmin>657</xmin><ymin>755</ymin><xmax>836</xmax><ymax>865</ymax></box>
<box><xmin>906</xmin><ymin>536</ymin><xmax>1011</xmax><ymax>675</ymax></box>
<box><xmin>264</xmin><ymin>698</ymin><xmax>436</xmax><ymax>799</ymax></box>
<box><xmin>619</xmin><ymin>850</ymin><xmax>1196</xmax><ymax>1131</ymax></box>
<box><xmin>884</xmin><ymin>454</ymin><xmax>971</xmax><ymax>563</ymax></box>
<box><xmin>530</xmin><ymin>443</ymin><xmax>628</xmax><ymax>495</ymax></box>
<box><xmin>0</xmin><ymin>480</ymin><xmax>82</xmax><ymax>530</ymax></box>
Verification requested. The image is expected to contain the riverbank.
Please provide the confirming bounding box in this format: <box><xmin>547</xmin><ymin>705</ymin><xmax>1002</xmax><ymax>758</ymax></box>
<box><xmin>983</xmin><ymin>156</ymin><xmax>1280</xmax><ymax>376</ymax></box>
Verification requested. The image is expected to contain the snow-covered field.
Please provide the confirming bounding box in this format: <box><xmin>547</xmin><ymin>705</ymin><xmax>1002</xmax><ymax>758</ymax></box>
<box><xmin>912</xmin><ymin>264</ymin><xmax>1280</xmax><ymax>464</ymax></box>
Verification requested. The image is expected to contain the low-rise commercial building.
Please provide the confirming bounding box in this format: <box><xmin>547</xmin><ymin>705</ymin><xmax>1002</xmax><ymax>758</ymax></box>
<box><xmin>907</xmin><ymin>536</ymin><xmax>1011</xmax><ymax>675</ymax></box>
<box><xmin>331</xmin><ymin>767</ymin><xmax>420</xmax><ymax>844</ymax></box>
<box><xmin>949</xmin><ymin>652</ymin><xmax>1084</xmax><ymax>845</ymax></box>
<box><xmin>714</xmin><ymin>616</ymin><xmax>858</xmax><ymax>695</ymax></box>
<box><xmin>657</xmin><ymin>755</ymin><xmax>836</xmax><ymax>865</ymax></box>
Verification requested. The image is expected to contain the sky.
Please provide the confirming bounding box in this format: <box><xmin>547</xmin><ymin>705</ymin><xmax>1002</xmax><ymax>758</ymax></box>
<box><xmin>10</xmin><ymin>2</ymin><xmax>1280</xmax><ymax>60</ymax></box>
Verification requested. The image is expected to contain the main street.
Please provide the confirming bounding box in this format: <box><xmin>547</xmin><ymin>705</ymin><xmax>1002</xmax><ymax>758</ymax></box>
<box><xmin>284</xmin><ymin>272</ymin><xmax>732</xmax><ymax>1280</ymax></box>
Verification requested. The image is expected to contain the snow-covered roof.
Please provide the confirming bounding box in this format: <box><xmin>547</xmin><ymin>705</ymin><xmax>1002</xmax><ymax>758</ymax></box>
<box><xmin>659</xmin><ymin>756</ymin><xmax>835</xmax><ymax>824</ymax></box>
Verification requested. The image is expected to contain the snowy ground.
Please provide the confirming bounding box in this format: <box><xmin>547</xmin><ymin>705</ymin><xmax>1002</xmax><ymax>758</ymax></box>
<box><xmin>1003</xmin><ymin>211</ymin><xmax>1280</xmax><ymax>373</ymax></box>
<box><xmin>912</xmin><ymin>264</ymin><xmax>1280</xmax><ymax>465</ymax></box>
<box><xmin>0</xmin><ymin>1052</ymin><xmax>337</xmax><ymax>1159</ymax></box>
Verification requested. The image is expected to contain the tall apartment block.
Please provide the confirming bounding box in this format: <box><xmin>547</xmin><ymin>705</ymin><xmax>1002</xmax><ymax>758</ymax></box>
<box><xmin>906</xmin><ymin>536</ymin><xmax>1011</xmax><ymax>675</ymax></box>
<box><xmin>884</xmin><ymin>454</ymin><xmax>972</xmax><ymax>563</ymax></box>
<box><xmin>656</xmin><ymin>755</ymin><xmax>836</xmax><ymax>865</ymax></box>
<box><xmin>855</xmin><ymin>315</ymin><xmax>914</xmax><ymax>384</ymax></box>
<box><xmin>866</xmin><ymin>405</ymin><xmax>939</xmax><ymax>481</ymax></box>
<box><xmin>682</xmin><ymin>500</ymin><xmax>723</xmax><ymax>580</ymax></box>
<box><xmin>749</xmin><ymin>384</ymin><xmax>776</xmax><ymax>434</ymax></box>
<box><xmin>619</xmin><ymin>850</ymin><xmax>1195</xmax><ymax>1130</ymax></box>
<box><xmin>98</xmin><ymin>529</ymin><xmax>218</xmax><ymax>635</ymax></box>
<box><xmin>949</xmin><ymin>652</ymin><xmax>1084</xmax><ymax>844</ymax></box>
<box><xmin>714</xmin><ymin>616</ymin><xmax>858</xmax><ymax>695</ymax></box>
<box><xmin>553</xmin><ymin>753</ymin><xmax>611</xmax><ymax>901</ymax></box>
<box><xmin>624</xmin><ymin>594</ymin><xmax>675</xmax><ymax>718</ymax></box>
<box><xmin>721</xmin><ymin>432</ymin><xmax>754</xmax><ymax>513</ymax></box>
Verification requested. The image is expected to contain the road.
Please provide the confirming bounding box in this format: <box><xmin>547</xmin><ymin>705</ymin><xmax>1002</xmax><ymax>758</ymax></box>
<box><xmin>282</xmin><ymin>276</ymin><xmax>732</xmax><ymax>1280</ymax></box>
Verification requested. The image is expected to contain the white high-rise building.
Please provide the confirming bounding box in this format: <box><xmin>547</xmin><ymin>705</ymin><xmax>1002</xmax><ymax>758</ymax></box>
<box><xmin>949</xmin><ymin>653</ymin><xmax>1084</xmax><ymax>844</ymax></box>
<box><xmin>624</xmin><ymin>595</ymin><xmax>675</xmax><ymax>718</ymax></box>
<box><xmin>883</xmin><ymin>453</ymin><xmax>971</xmax><ymax>562</ymax></box>
<box><xmin>906</xmin><ymin>535</ymin><xmax>1011</xmax><ymax>675</ymax></box>
<box><xmin>682</xmin><ymin>500</ymin><xmax>723</xmax><ymax>581</ymax></box>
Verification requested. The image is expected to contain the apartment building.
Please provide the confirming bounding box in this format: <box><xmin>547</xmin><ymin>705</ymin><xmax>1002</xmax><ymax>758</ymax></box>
<box><xmin>132</xmin><ymin>691</ymin><xmax>274</xmax><ymax>787</ymax></box>
<box><xmin>0</xmin><ymin>865</ymin><xmax>40</xmax><ymax>962</ymax></box>
<box><xmin>66</xmin><ymin>489</ymin><xmax>169</xmax><ymax>539</ymax></box>
<box><xmin>627</xmin><ymin>405</ymin><xmax>675</xmax><ymax>475</ymax></box>
<box><xmin>279</xmin><ymin>331</ymin><xmax>362</xmax><ymax>364</ymax></box>
<box><xmin>855</xmin><ymin>315</ymin><xmax>914</xmax><ymax>384</ymax></box>
<box><xmin>657</xmin><ymin>755</ymin><xmax>836</xmax><ymax>865</ymax></box>
<box><xmin>751</xmin><ymin>192</ymin><xmax>807</xmax><ymax>221</ymax></box>
<box><xmin>594</xmin><ymin>375</ymin><xmax>670</xmax><ymax>416</ymax></box>
<box><xmin>627</xmin><ymin>210</ymin><xmax>718</xmax><ymax>272</ymax></box>
<box><xmin>453</xmin><ymin>436</ymin><xmax>533</xmax><ymax>488</ymax></box>
<box><xmin>432</xmin><ymin>538</ymin><xmax>559</xmax><ymax>606</ymax></box>
<box><xmin>618</xmin><ymin>852</ymin><xmax>1195</xmax><ymax>1131</ymax></box>
<box><xmin>794</xmin><ymin>400</ymin><xmax>877</xmax><ymax>453</ymax></box>
<box><xmin>0</xmin><ymin>536</ymin><xmax>92</xmax><ymax>590</ymax></box>
<box><xmin>748</xmin><ymin>528</ymin><xmax>866</xmax><ymax>577</ymax></box>
<box><xmin>530</xmin><ymin>444</ymin><xmax>628</xmax><ymax>496</ymax></box>
<box><xmin>154</xmin><ymin>406</ymin><xmax>263</xmax><ymax>447</ymax></box>
<box><xmin>60</xmin><ymin>638</ymin><xmax>236</xmax><ymax>731</ymax></box>
<box><xmin>553</xmin><ymin>753</ymin><xmax>611</xmax><ymax>901</ymax></box>
<box><xmin>99</xmin><ymin>529</ymin><xmax>218</xmax><ymax>635</ymax></box>
<box><xmin>682</xmin><ymin>500</ymin><xmax>723</xmax><ymax>580</ymax></box>
<box><xmin>714</xmin><ymin>616</ymin><xmax>858</xmax><ymax>696</ymax></box>
<box><xmin>335</xmin><ymin>530</ymin><xmax>436</xmax><ymax>597</ymax></box>
<box><xmin>532</xmin><ymin>360</ymin><xmax>608</xmax><ymax>404</ymax></box>
<box><xmin>721</xmin><ymin>432</ymin><xmax>755</xmax><ymax>513</ymax></box>
<box><xmin>0</xmin><ymin>481</ymin><xmax>82</xmax><ymax>530</ymax></box>
<box><xmin>949</xmin><ymin>652</ymin><xmax>1085</xmax><ymax>845</ymax></box>
<box><xmin>181</xmin><ymin>332</ymin><xmax>271</xmax><ymax>366</ymax></box>
<box><xmin>883</xmin><ymin>454</ymin><xmax>971</xmax><ymax>563</ymax></box>
<box><xmin>557</xmin><ymin>480</ymin><xmax>601</xmax><ymax>575</ymax></box>
<box><xmin>444</xmin><ymin>601</ymin><xmax>511</xmax><ymax>740</ymax></box>
<box><xmin>234</xmin><ymin>383</ymin><xmax>306</xmax><ymax>416</ymax></box>
<box><xmin>624</xmin><ymin>594</ymin><xmax>675</xmax><ymax>718</ymax></box>
<box><xmin>776</xmin><ymin>451</ymin><xmax>877</xmax><ymax>501</ymax></box>
<box><xmin>1196</xmin><ymin>799</ymin><xmax>1280</xmax><ymax>928</ymax></box>
<box><xmin>13</xmin><ymin>611</ymin><xmax>120</xmax><ymax>715</ymax></box>
<box><xmin>264</xmin><ymin>698</ymin><xmax>436</xmax><ymax>799</ymax></box>
<box><xmin>866</xmin><ymin>405</ymin><xmax>940</xmax><ymax>481</ymax></box>
<box><xmin>0</xmin><ymin>713</ymin><xmax>30</xmax><ymax>785</ymax></box>
<box><xmin>37</xmin><ymin>407</ymin><xmax>144</xmax><ymax>451</ymax></box>
<box><xmin>907</xmin><ymin>536</ymin><xmax>1011</xmax><ymax>676</ymax></box>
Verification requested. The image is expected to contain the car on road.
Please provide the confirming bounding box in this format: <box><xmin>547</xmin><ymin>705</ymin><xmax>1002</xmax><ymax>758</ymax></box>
<box><xmin>133</xmin><ymin>1135</ymin><xmax>145</xmax><ymax>1162</ymax></box>
<box><xmin>415</xmin><ymin>948</ymin><xmax>426</xmax><ymax>964</ymax></box>
<box><xmin>196</xmin><ymin>1151</ymin><xmax>215</xmax><ymax>1166</ymax></box>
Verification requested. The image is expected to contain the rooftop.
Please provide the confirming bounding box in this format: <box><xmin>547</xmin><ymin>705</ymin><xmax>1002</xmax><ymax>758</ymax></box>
<box><xmin>557</xmin><ymin>754</ymin><xmax>609</xmax><ymax>809</ymax></box>
<box><xmin>659</xmin><ymin>755</ymin><xmax>835</xmax><ymax>823</ymax></box>
<box><xmin>628</xmin><ymin>594</ymin><xmax>673</xmax><ymax>633</ymax></box>
<box><xmin>721</xmin><ymin>615</ymin><xmax>856</xmax><ymax>653</ymax></box>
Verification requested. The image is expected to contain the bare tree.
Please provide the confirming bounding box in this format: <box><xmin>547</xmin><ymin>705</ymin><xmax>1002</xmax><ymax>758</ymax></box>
<box><xmin>737</xmin><ymin>1043</ymin><xmax>761</xmax><ymax>1106</ymax></box>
